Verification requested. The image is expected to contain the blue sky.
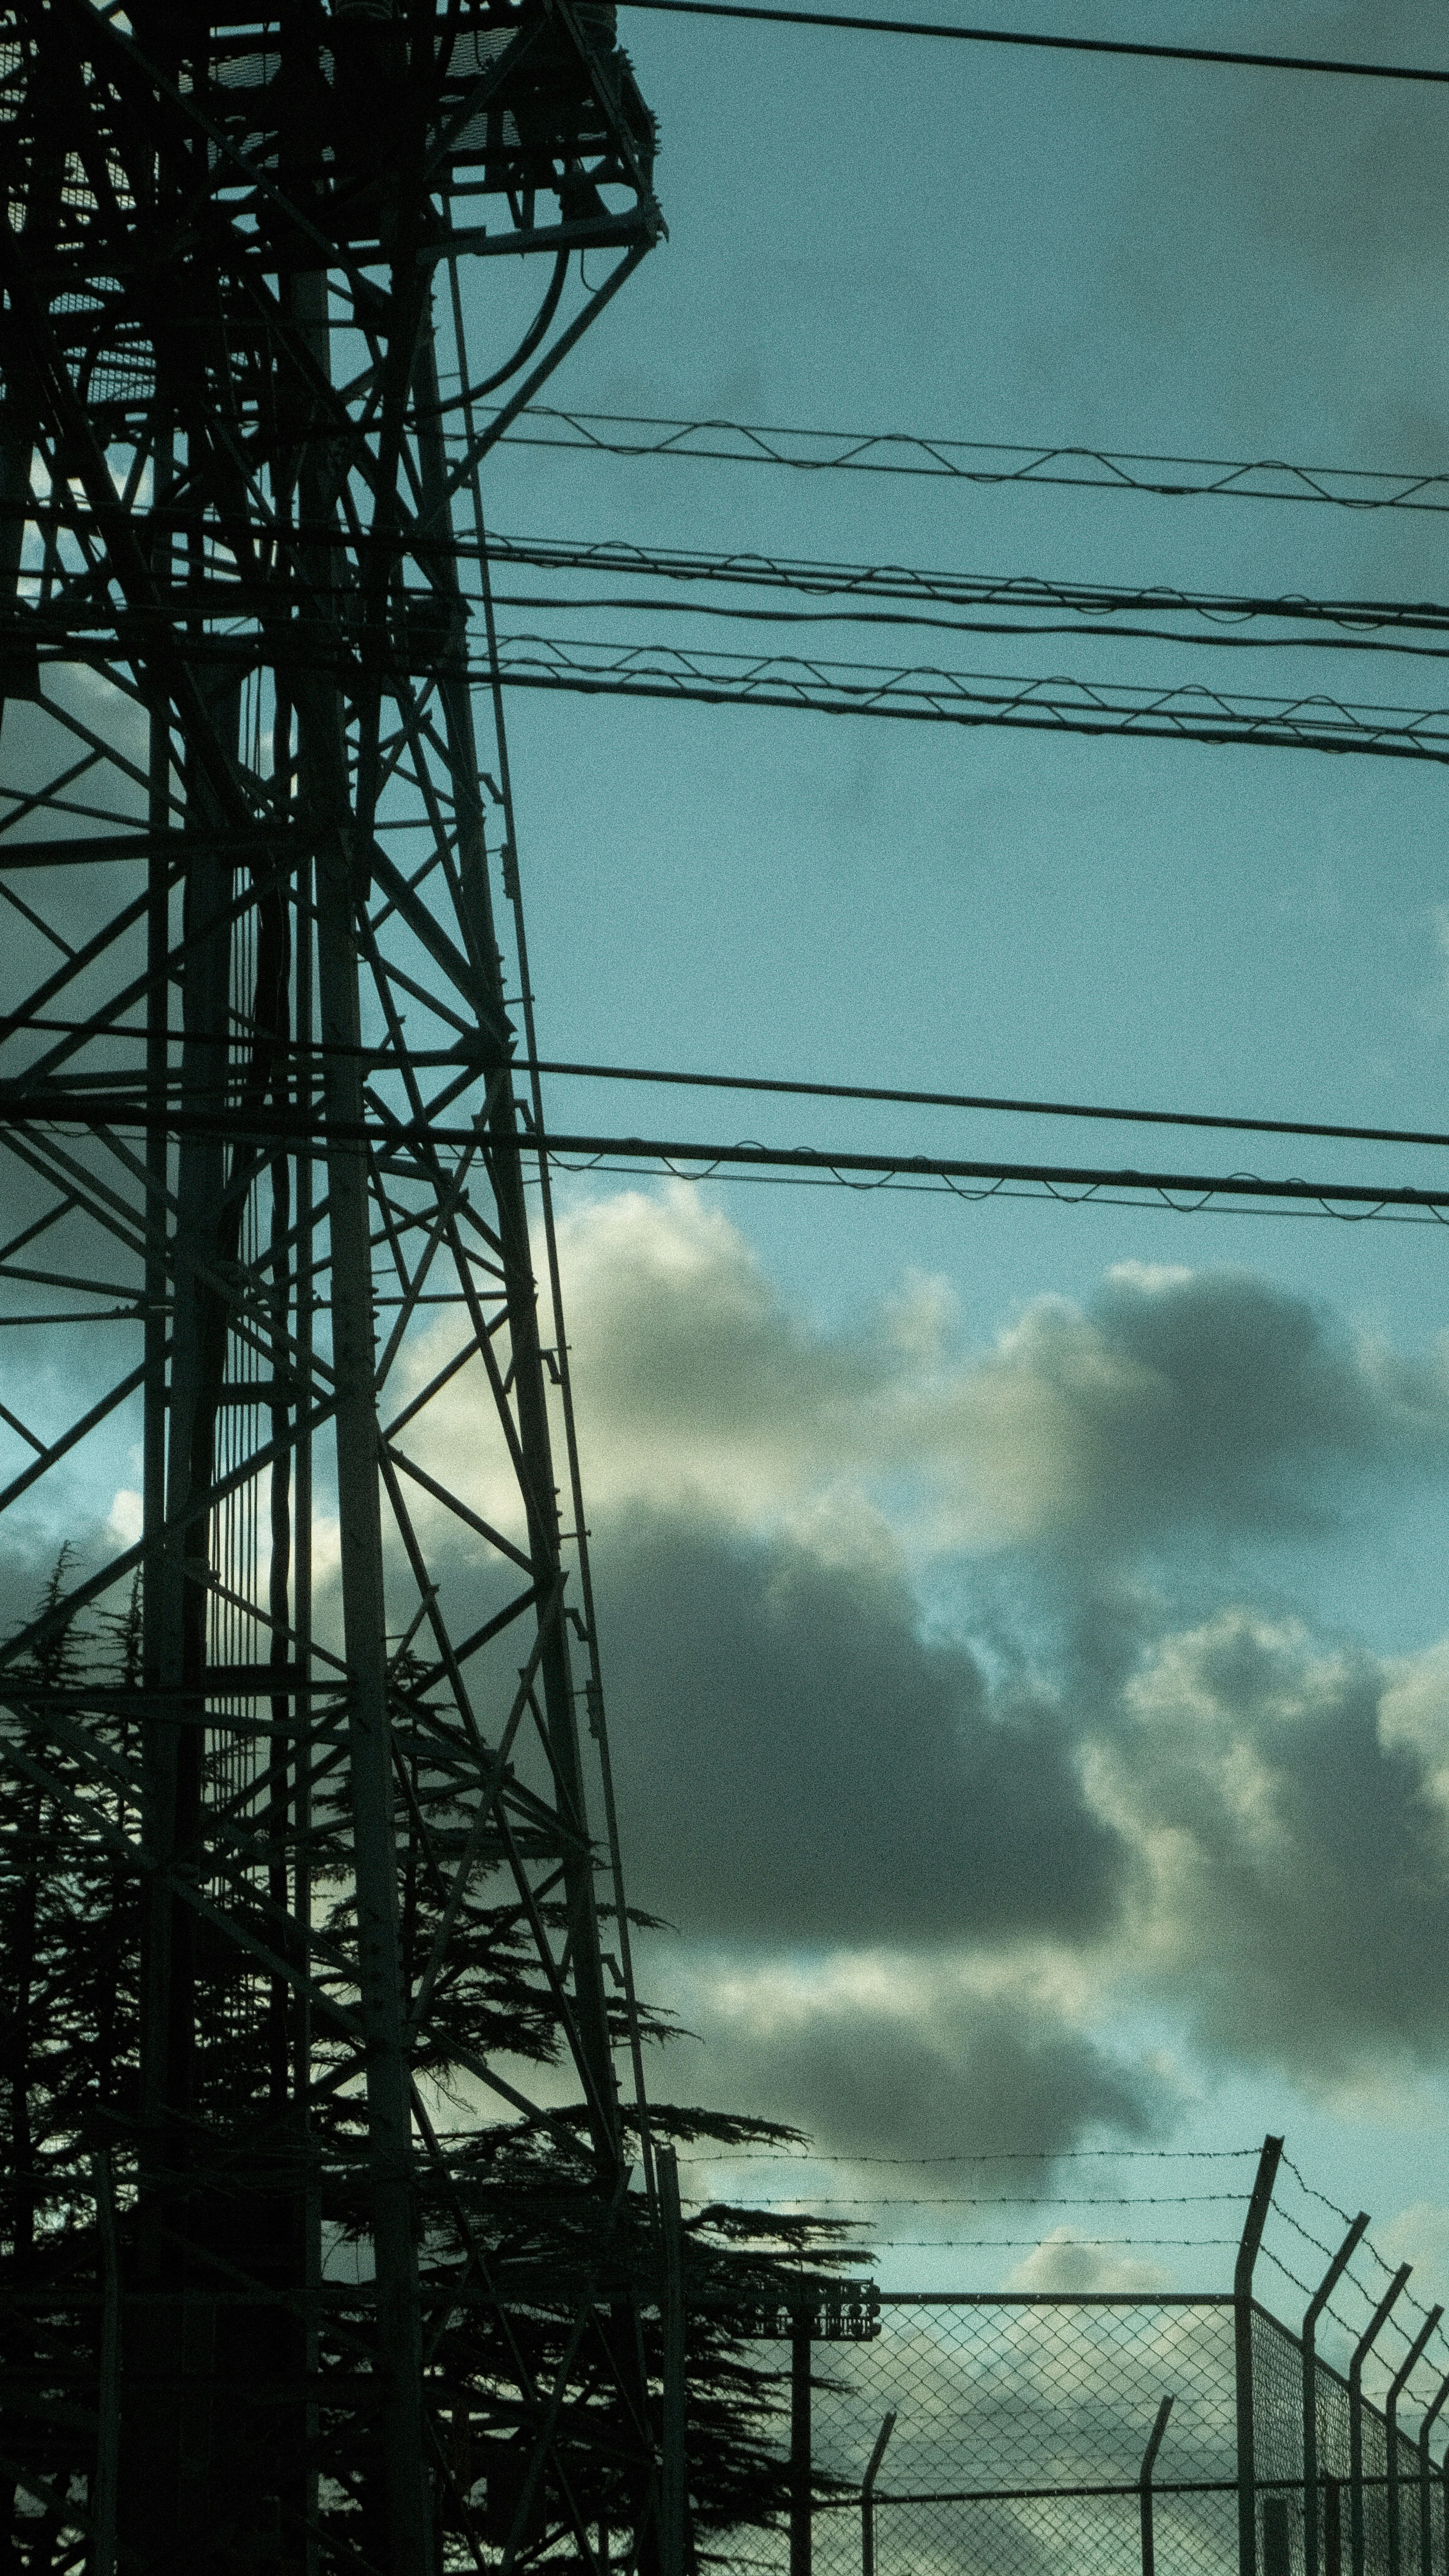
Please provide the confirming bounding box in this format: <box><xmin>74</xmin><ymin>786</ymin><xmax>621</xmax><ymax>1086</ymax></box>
<box><xmin>436</xmin><ymin>0</ymin><xmax>1449</xmax><ymax>2340</ymax></box>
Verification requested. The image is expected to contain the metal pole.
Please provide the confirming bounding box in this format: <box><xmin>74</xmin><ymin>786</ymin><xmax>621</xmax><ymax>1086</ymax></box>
<box><xmin>313</xmin><ymin>824</ymin><xmax>433</xmax><ymax>2576</ymax></box>
<box><xmin>791</xmin><ymin>2313</ymin><xmax>813</xmax><ymax>2576</ymax></box>
<box><xmin>293</xmin><ymin>240</ymin><xmax>433</xmax><ymax>2576</ymax></box>
<box><xmin>91</xmin><ymin>2151</ymin><xmax>119</xmax><ymax>2576</ymax></box>
<box><xmin>1237</xmin><ymin>2135</ymin><xmax>1285</xmax><ymax>2576</ymax></box>
<box><xmin>1326</xmin><ymin>2478</ymin><xmax>1343</xmax><ymax>2576</ymax></box>
<box><xmin>1139</xmin><ymin>2394</ymin><xmax>1174</xmax><ymax>2576</ymax></box>
<box><xmin>1305</xmin><ymin>2215</ymin><xmax>1371</xmax><ymax>2576</ymax></box>
<box><xmin>1263</xmin><ymin>2496</ymin><xmax>1292</xmax><ymax>2576</ymax></box>
<box><xmin>659</xmin><ymin>2147</ymin><xmax>686</xmax><ymax>2576</ymax></box>
<box><xmin>1351</xmin><ymin>2266</ymin><xmax>1412</xmax><ymax>2576</ymax></box>
<box><xmin>1387</xmin><ymin>2307</ymin><xmax>1442</xmax><ymax>2576</ymax></box>
<box><xmin>1416</xmin><ymin>2375</ymin><xmax>1449</xmax><ymax>2576</ymax></box>
<box><xmin>861</xmin><ymin>2410</ymin><xmax>896</xmax><ymax>2576</ymax></box>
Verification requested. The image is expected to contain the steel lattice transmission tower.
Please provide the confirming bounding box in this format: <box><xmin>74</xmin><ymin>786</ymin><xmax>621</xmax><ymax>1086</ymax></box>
<box><xmin>0</xmin><ymin>2</ymin><xmax>664</xmax><ymax>2568</ymax></box>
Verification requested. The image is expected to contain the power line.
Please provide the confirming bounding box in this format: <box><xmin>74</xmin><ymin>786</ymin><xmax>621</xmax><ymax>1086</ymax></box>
<box><xmin>615</xmin><ymin>0</ymin><xmax>1449</xmax><ymax>86</ymax></box>
<box><xmin>488</xmin><ymin>631</ymin><xmax>1449</xmax><ymax>762</ymax></box>
<box><xmin>483</xmin><ymin>538</ymin><xmax>1449</xmax><ymax>640</ymax></box>
<box><xmin>17</xmin><ymin>1034</ymin><xmax>1449</xmax><ymax>1157</ymax></box>
<box><xmin>492</xmin><ymin>585</ymin><xmax>1449</xmax><ymax>662</ymax></box>
<box><xmin>477</xmin><ymin>405</ymin><xmax>1449</xmax><ymax>515</ymax></box>
<box><xmin>538</xmin><ymin>1133</ymin><xmax>1449</xmax><ymax>1217</ymax></box>
<box><xmin>6</xmin><ymin>1094</ymin><xmax>1449</xmax><ymax>1221</ymax></box>
<box><xmin>478</xmin><ymin>538</ymin><xmax>1449</xmax><ymax>660</ymax></box>
<box><xmin>45</xmin><ymin>637</ymin><xmax>1449</xmax><ymax>749</ymax></box>
<box><xmin>525</xmin><ymin>1055</ymin><xmax>1449</xmax><ymax>1156</ymax></box>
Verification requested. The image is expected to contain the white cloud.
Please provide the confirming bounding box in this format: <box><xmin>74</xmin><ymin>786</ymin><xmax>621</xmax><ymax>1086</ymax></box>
<box><xmin>396</xmin><ymin>1185</ymin><xmax>1449</xmax><ymax>1574</ymax></box>
<box><xmin>107</xmin><ymin>1487</ymin><xmax>143</xmax><ymax>1549</ymax></box>
<box><xmin>1005</xmin><ymin>2227</ymin><xmax>1171</xmax><ymax>2295</ymax></box>
<box><xmin>1377</xmin><ymin>2201</ymin><xmax>1449</xmax><ymax>2308</ymax></box>
<box><xmin>374</xmin><ymin>1194</ymin><xmax>1449</xmax><ymax>2142</ymax></box>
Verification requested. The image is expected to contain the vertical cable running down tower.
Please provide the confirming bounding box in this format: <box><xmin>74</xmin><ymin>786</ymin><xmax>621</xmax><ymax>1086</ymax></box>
<box><xmin>0</xmin><ymin>3</ymin><xmax>663</xmax><ymax>2567</ymax></box>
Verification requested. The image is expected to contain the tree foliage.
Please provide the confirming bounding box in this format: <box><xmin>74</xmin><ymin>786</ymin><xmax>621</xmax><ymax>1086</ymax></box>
<box><xmin>0</xmin><ymin>1561</ymin><xmax>868</xmax><ymax>2572</ymax></box>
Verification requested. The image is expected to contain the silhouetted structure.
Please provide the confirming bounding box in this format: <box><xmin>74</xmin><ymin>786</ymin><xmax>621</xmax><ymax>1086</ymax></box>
<box><xmin>0</xmin><ymin>4</ymin><xmax>663</xmax><ymax>2567</ymax></box>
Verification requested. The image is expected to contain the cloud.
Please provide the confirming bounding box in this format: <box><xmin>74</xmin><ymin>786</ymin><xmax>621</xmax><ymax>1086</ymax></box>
<box><xmin>987</xmin><ymin>1261</ymin><xmax>1449</xmax><ymax>1555</ymax></box>
<box><xmin>1092</xmin><ymin>1611</ymin><xmax>1449</xmax><ymax>2081</ymax></box>
<box><xmin>1375</xmin><ymin>2202</ymin><xmax>1449</xmax><ymax>2311</ymax></box>
<box><xmin>1005</xmin><ymin>2229</ymin><xmax>1171</xmax><ymax>2296</ymax></box>
<box><xmin>595</xmin><ymin>1511</ymin><xmax>1122</xmax><ymax>1946</ymax></box>
<box><xmin>407</xmin><ymin>1189</ymin><xmax>1449</xmax><ymax>1570</ymax></box>
<box><xmin>385</xmin><ymin>1193</ymin><xmax>1449</xmax><ymax>2124</ymax></box>
<box><xmin>656</xmin><ymin>1949</ymin><xmax>1171</xmax><ymax>2164</ymax></box>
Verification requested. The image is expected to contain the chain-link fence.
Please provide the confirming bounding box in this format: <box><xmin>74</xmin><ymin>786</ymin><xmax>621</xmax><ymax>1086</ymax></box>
<box><xmin>709</xmin><ymin>2273</ymin><xmax>1449</xmax><ymax>2576</ymax></box>
<box><xmin>803</xmin><ymin>2293</ymin><xmax>1239</xmax><ymax>2576</ymax></box>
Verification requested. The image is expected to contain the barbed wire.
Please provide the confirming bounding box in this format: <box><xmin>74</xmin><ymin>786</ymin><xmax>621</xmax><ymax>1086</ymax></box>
<box><xmin>1273</xmin><ymin>2201</ymin><xmax>1343</xmax><ymax>2267</ymax></box>
<box><xmin>1281</xmin><ymin>2156</ymin><xmax>1359</xmax><ymax>2228</ymax></box>
<box><xmin>682</xmin><ymin>2193</ymin><xmax>1250</xmax><ymax>2208</ymax></box>
<box><xmin>1280</xmin><ymin>2157</ymin><xmax>1442</xmax><ymax>2331</ymax></box>
<box><xmin>674</xmin><ymin>2146</ymin><xmax>1263</xmax><ymax>2165</ymax></box>
<box><xmin>797</xmin><ymin>2237</ymin><xmax>1243</xmax><ymax>2251</ymax></box>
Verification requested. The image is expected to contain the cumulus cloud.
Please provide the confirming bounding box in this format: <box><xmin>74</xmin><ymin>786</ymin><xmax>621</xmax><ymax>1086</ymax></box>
<box><xmin>1375</xmin><ymin>2202</ymin><xmax>1449</xmax><ymax>2310</ymax></box>
<box><xmin>1093</xmin><ymin>1611</ymin><xmax>1449</xmax><ymax>2081</ymax></box>
<box><xmin>358</xmin><ymin>1187</ymin><xmax>1449</xmax><ymax>2147</ymax></box>
<box><xmin>655</xmin><ymin>1949</ymin><xmax>1171</xmax><ymax>2164</ymax></box>
<box><xmin>406</xmin><ymin>1188</ymin><xmax>1449</xmax><ymax>1569</ymax></box>
<box><xmin>1005</xmin><ymin>2230</ymin><xmax>1171</xmax><ymax>2296</ymax></box>
<box><xmin>594</xmin><ymin>1511</ymin><xmax>1121</xmax><ymax>1945</ymax></box>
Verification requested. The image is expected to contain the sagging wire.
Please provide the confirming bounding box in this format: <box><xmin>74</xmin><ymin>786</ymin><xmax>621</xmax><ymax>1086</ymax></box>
<box><xmin>472</xmin><ymin>399</ymin><xmax>1449</xmax><ymax>514</ymax></box>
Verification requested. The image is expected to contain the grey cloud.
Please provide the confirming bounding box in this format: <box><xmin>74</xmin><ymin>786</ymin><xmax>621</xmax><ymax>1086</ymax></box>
<box><xmin>1034</xmin><ymin>1265</ymin><xmax>1449</xmax><ymax>1551</ymax></box>
<box><xmin>548</xmin><ymin>1193</ymin><xmax>1449</xmax><ymax>1563</ymax></box>
<box><xmin>594</xmin><ymin>1514</ymin><xmax>1124</xmax><ymax>1947</ymax></box>
<box><xmin>1100</xmin><ymin>1610</ymin><xmax>1449</xmax><ymax>2080</ymax></box>
<box><xmin>657</xmin><ymin>1972</ymin><xmax>1170</xmax><ymax>2165</ymax></box>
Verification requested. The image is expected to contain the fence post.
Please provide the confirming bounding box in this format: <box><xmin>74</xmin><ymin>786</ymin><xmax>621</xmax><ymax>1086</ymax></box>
<box><xmin>1351</xmin><ymin>2266</ymin><xmax>1412</xmax><ymax>2576</ymax></box>
<box><xmin>1326</xmin><ymin>2480</ymin><xmax>1343</xmax><ymax>2576</ymax></box>
<box><xmin>1264</xmin><ymin>2497</ymin><xmax>1292</xmax><ymax>2576</ymax></box>
<box><xmin>1304</xmin><ymin>2215</ymin><xmax>1370</xmax><ymax>2576</ymax></box>
<box><xmin>1237</xmin><ymin>2135</ymin><xmax>1285</xmax><ymax>2576</ymax></box>
<box><xmin>791</xmin><ymin>2310</ymin><xmax>812</xmax><ymax>2576</ymax></box>
<box><xmin>659</xmin><ymin>2147</ymin><xmax>686</xmax><ymax>2576</ymax></box>
<box><xmin>861</xmin><ymin>2410</ymin><xmax>896</xmax><ymax>2576</ymax></box>
<box><xmin>1139</xmin><ymin>2394</ymin><xmax>1174</xmax><ymax>2576</ymax></box>
<box><xmin>1387</xmin><ymin>2306</ymin><xmax>1441</xmax><ymax>2576</ymax></box>
<box><xmin>1416</xmin><ymin>2374</ymin><xmax>1449</xmax><ymax>2576</ymax></box>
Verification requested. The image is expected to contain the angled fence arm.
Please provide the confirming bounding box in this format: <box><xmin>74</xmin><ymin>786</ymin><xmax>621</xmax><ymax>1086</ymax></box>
<box><xmin>1387</xmin><ymin>2307</ymin><xmax>1442</xmax><ymax>2576</ymax></box>
<box><xmin>860</xmin><ymin>2410</ymin><xmax>896</xmax><ymax>2576</ymax></box>
<box><xmin>1237</xmin><ymin>2136</ymin><xmax>1285</xmax><ymax>2576</ymax></box>
<box><xmin>1417</xmin><ymin>2374</ymin><xmax>1449</xmax><ymax>2576</ymax></box>
<box><xmin>1351</xmin><ymin>2267</ymin><xmax>1413</xmax><ymax>2576</ymax></box>
<box><xmin>1306</xmin><ymin>2215</ymin><xmax>1371</xmax><ymax>2576</ymax></box>
<box><xmin>1139</xmin><ymin>2394</ymin><xmax>1174</xmax><ymax>2576</ymax></box>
